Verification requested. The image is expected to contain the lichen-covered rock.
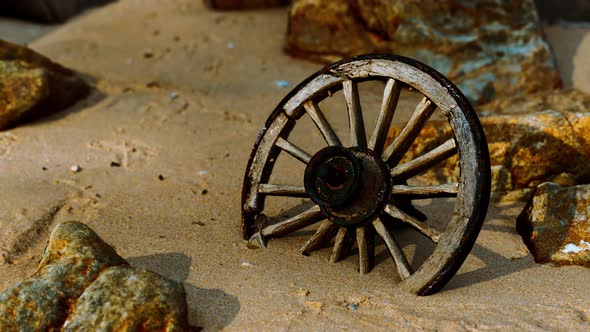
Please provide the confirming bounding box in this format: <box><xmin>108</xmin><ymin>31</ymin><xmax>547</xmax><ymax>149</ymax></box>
<box><xmin>385</xmin><ymin>89</ymin><xmax>590</xmax><ymax>199</ymax></box>
<box><xmin>517</xmin><ymin>182</ymin><xmax>590</xmax><ymax>266</ymax></box>
<box><xmin>0</xmin><ymin>221</ymin><xmax>190</xmax><ymax>331</ymax></box>
<box><xmin>0</xmin><ymin>221</ymin><xmax>127</xmax><ymax>330</ymax></box>
<box><xmin>286</xmin><ymin>0</ymin><xmax>561</xmax><ymax>105</ymax></box>
<box><xmin>0</xmin><ymin>39</ymin><xmax>89</xmax><ymax>130</ymax></box>
<box><xmin>64</xmin><ymin>266</ymin><xmax>189</xmax><ymax>331</ymax></box>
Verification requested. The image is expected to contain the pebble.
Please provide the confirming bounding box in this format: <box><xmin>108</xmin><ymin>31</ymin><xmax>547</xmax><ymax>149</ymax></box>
<box><xmin>274</xmin><ymin>80</ymin><xmax>290</xmax><ymax>88</ymax></box>
<box><xmin>227</xmin><ymin>42</ymin><xmax>236</xmax><ymax>49</ymax></box>
<box><xmin>69</xmin><ymin>165</ymin><xmax>81</xmax><ymax>173</ymax></box>
<box><xmin>241</xmin><ymin>262</ymin><xmax>253</xmax><ymax>267</ymax></box>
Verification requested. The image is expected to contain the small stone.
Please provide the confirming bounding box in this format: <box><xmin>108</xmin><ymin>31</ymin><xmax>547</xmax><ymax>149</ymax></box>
<box><xmin>517</xmin><ymin>182</ymin><xmax>590</xmax><ymax>266</ymax></box>
<box><xmin>110</xmin><ymin>161</ymin><xmax>121</xmax><ymax>167</ymax></box>
<box><xmin>69</xmin><ymin>165</ymin><xmax>81</xmax><ymax>173</ymax></box>
<box><xmin>226</xmin><ymin>42</ymin><xmax>236</xmax><ymax>49</ymax></box>
<box><xmin>170</xmin><ymin>91</ymin><xmax>179</xmax><ymax>100</ymax></box>
<box><xmin>241</xmin><ymin>262</ymin><xmax>254</xmax><ymax>267</ymax></box>
<box><xmin>274</xmin><ymin>80</ymin><xmax>290</xmax><ymax>88</ymax></box>
<box><xmin>143</xmin><ymin>48</ymin><xmax>154</xmax><ymax>58</ymax></box>
<box><xmin>297</xmin><ymin>288</ymin><xmax>310</xmax><ymax>297</ymax></box>
<box><xmin>303</xmin><ymin>300</ymin><xmax>323</xmax><ymax>313</ymax></box>
<box><xmin>347</xmin><ymin>303</ymin><xmax>359</xmax><ymax>311</ymax></box>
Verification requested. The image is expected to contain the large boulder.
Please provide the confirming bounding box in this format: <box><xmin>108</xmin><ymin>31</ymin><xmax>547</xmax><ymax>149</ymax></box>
<box><xmin>0</xmin><ymin>39</ymin><xmax>89</xmax><ymax>130</ymax></box>
<box><xmin>385</xmin><ymin>89</ymin><xmax>590</xmax><ymax>200</ymax></box>
<box><xmin>286</xmin><ymin>0</ymin><xmax>561</xmax><ymax>105</ymax></box>
<box><xmin>0</xmin><ymin>221</ymin><xmax>190</xmax><ymax>331</ymax></box>
<box><xmin>517</xmin><ymin>182</ymin><xmax>590</xmax><ymax>266</ymax></box>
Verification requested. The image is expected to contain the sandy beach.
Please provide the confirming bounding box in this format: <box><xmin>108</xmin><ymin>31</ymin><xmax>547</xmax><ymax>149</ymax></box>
<box><xmin>1</xmin><ymin>0</ymin><xmax>590</xmax><ymax>330</ymax></box>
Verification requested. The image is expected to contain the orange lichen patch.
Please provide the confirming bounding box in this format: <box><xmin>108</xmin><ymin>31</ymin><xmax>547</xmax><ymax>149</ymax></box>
<box><xmin>385</xmin><ymin>89</ymin><xmax>590</xmax><ymax>198</ymax></box>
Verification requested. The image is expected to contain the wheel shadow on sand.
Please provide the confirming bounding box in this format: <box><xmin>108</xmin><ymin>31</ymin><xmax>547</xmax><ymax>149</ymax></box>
<box><xmin>128</xmin><ymin>253</ymin><xmax>240</xmax><ymax>330</ymax></box>
<box><xmin>443</xmin><ymin>202</ymin><xmax>538</xmax><ymax>292</ymax></box>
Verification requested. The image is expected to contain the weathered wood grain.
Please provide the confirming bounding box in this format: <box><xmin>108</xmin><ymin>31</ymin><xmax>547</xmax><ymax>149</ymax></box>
<box><xmin>343</xmin><ymin>79</ymin><xmax>367</xmax><ymax>148</ymax></box>
<box><xmin>368</xmin><ymin>78</ymin><xmax>402</xmax><ymax>155</ymax></box>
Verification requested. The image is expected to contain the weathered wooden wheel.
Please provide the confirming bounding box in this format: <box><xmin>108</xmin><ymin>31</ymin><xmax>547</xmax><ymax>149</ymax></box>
<box><xmin>241</xmin><ymin>54</ymin><xmax>490</xmax><ymax>295</ymax></box>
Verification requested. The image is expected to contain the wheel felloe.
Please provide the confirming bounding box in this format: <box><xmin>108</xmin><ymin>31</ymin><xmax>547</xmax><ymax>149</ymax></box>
<box><xmin>241</xmin><ymin>54</ymin><xmax>490</xmax><ymax>295</ymax></box>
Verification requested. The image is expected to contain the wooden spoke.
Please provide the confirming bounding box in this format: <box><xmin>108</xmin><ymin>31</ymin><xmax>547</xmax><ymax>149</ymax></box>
<box><xmin>368</xmin><ymin>79</ymin><xmax>402</xmax><ymax>155</ymax></box>
<box><xmin>391</xmin><ymin>183</ymin><xmax>459</xmax><ymax>199</ymax></box>
<box><xmin>356</xmin><ymin>226</ymin><xmax>375</xmax><ymax>274</ymax></box>
<box><xmin>299</xmin><ymin>220</ymin><xmax>337</xmax><ymax>253</ymax></box>
<box><xmin>390</xmin><ymin>138</ymin><xmax>457</xmax><ymax>180</ymax></box>
<box><xmin>330</xmin><ymin>227</ymin><xmax>354</xmax><ymax>263</ymax></box>
<box><xmin>261</xmin><ymin>205</ymin><xmax>324</xmax><ymax>238</ymax></box>
<box><xmin>275</xmin><ymin>137</ymin><xmax>311</xmax><ymax>164</ymax></box>
<box><xmin>372</xmin><ymin>218</ymin><xmax>413</xmax><ymax>280</ymax></box>
<box><xmin>343</xmin><ymin>80</ymin><xmax>367</xmax><ymax>149</ymax></box>
<box><xmin>258</xmin><ymin>184</ymin><xmax>307</xmax><ymax>197</ymax></box>
<box><xmin>303</xmin><ymin>100</ymin><xmax>342</xmax><ymax>147</ymax></box>
<box><xmin>383</xmin><ymin>97</ymin><xmax>436</xmax><ymax>165</ymax></box>
<box><xmin>384</xmin><ymin>204</ymin><xmax>441</xmax><ymax>243</ymax></box>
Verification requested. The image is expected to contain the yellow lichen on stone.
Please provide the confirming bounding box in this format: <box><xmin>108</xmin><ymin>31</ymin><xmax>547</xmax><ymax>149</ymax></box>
<box><xmin>0</xmin><ymin>39</ymin><xmax>89</xmax><ymax>130</ymax></box>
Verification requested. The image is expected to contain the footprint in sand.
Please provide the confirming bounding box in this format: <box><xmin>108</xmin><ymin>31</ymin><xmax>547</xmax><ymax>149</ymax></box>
<box><xmin>88</xmin><ymin>139</ymin><xmax>157</xmax><ymax>168</ymax></box>
<box><xmin>0</xmin><ymin>133</ymin><xmax>17</xmax><ymax>156</ymax></box>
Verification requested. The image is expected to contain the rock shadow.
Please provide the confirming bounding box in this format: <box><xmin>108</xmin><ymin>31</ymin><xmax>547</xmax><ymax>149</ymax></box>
<box><xmin>10</xmin><ymin>81</ymin><xmax>106</xmax><ymax>130</ymax></box>
<box><xmin>127</xmin><ymin>253</ymin><xmax>240</xmax><ymax>330</ymax></box>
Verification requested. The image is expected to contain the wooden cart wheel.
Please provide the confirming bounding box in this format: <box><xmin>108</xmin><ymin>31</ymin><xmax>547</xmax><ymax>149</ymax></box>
<box><xmin>241</xmin><ymin>54</ymin><xmax>490</xmax><ymax>295</ymax></box>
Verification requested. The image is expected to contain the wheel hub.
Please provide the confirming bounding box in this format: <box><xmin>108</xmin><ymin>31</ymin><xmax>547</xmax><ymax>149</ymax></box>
<box><xmin>304</xmin><ymin>146</ymin><xmax>391</xmax><ymax>227</ymax></box>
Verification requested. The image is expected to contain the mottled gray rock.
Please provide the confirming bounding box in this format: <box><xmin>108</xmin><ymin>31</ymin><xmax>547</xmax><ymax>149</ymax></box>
<box><xmin>0</xmin><ymin>39</ymin><xmax>89</xmax><ymax>130</ymax></box>
<box><xmin>0</xmin><ymin>221</ymin><xmax>190</xmax><ymax>331</ymax></box>
<box><xmin>64</xmin><ymin>266</ymin><xmax>189</xmax><ymax>331</ymax></box>
<box><xmin>0</xmin><ymin>221</ymin><xmax>126</xmax><ymax>330</ymax></box>
<box><xmin>286</xmin><ymin>0</ymin><xmax>561</xmax><ymax>105</ymax></box>
<box><xmin>517</xmin><ymin>183</ymin><xmax>590</xmax><ymax>266</ymax></box>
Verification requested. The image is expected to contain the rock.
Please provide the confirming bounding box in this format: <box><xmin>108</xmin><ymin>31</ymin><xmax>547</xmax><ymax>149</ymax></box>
<box><xmin>204</xmin><ymin>0</ymin><xmax>289</xmax><ymax>9</ymax></box>
<box><xmin>385</xmin><ymin>89</ymin><xmax>590</xmax><ymax>200</ymax></box>
<box><xmin>286</xmin><ymin>0</ymin><xmax>561</xmax><ymax>105</ymax></box>
<box><xmin>0</xmin><ymin>221</ymin><xmax>190</xmax><ymax>330</ymax></box>
<box><xmin>0</xmin><ymin>0</ymin><xmax>113</xmax><ymax>22</ymax></box>
<box><xmin>0</xmin><ymin>39</ymin><xmax>90</xmax><ymax>130</ymax></box>
<box><xmin>64</xmin><ymin>266</ymin><xmax>189</xmax><ymax>331</ymax></box>
<box><xmin>517</xmin><ymin>182</ymin><xmax>590</xmax><ymax>266</ymax></box>
<box><xmin>0</xmin><ymin>221</ymin><xmax>127</xmax><ymax>330</ymax></box>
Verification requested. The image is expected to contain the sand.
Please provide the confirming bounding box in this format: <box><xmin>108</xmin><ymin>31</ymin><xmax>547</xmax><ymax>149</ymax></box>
<box><xmin>1</xmin><ymin>0</ymin><xmax>590</xmax><ymax>330</ymax></box>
